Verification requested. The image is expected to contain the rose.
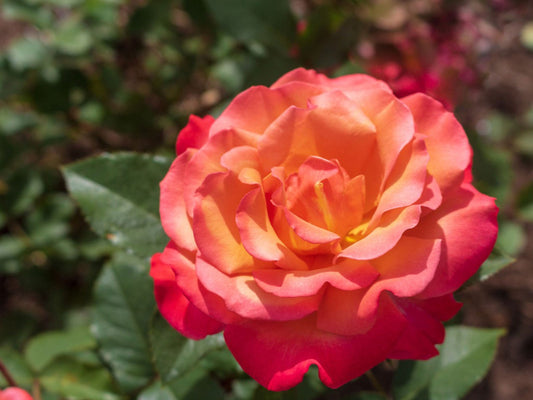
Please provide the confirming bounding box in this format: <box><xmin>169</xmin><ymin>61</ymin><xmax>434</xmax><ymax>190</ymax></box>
<box><xmin>0</xmin><ymin>388</ymin><xmax>33</xmax><ymax>400</ymax></box>
<box><xmin>151</xmin><ymin>68</ymin><xmax>498</xmax><ymax>391</ymax></box>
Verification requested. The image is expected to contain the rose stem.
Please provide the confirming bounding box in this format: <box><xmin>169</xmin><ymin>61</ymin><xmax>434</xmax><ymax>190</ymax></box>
<box><xmin>0</xmin><ymin>359</ymin><xmax>17</xmax><ymax>387</ymax></box>
<box><xmin>32</xmin><ymin>379</ymin><xmax>42</xmax><ymax>400</ymax></box>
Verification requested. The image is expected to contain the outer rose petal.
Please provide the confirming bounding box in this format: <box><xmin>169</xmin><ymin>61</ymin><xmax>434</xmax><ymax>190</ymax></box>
<box><xmin>387</xmin><ymin>295</ymin><xmax>462</xmax><ymax>360</ymax></box>
<box><xmin>224</xmin><ymin>295</ymin><xmax>406</xmax><ymax>391</ymax></box>
<box><xmin>160</xmin><ymin>150</ymin><xmax>197</xmax><ymax>251</ymax></box>
<box><xmin>210</xmin><ymin>84</ymin><xmax>324</xmax><ymax>136</ymax></box>
<box><xmin>402</xmin><ymin>93</ymin><xmax>471</xmax><ymax>193</ymax></box>
<box><xmin>158</xmin><ymin>241</ymin><xmax>241</xmax><ymax>325</ymax></box>
<box><xmin>411</xmin><ymin>182</ymin><xmax>498</xmax><ymax>297</ymax></box>
<box><xmin>0</xmin><ymin>388</ymin><xmax>33</xmax><ymax>400</ymax></box>
<box><xmin>271</xmin><ymin>67</ymin><xmax>388</xmax><ymax>94</ymax></box>
<box><xmin>151</xmin><ymin>252</ymin><xmax>223</xmax><ymax>339</ymax></box>
<box><xmin>175</xmin><ymin>115</ymin><xmax>213</xmax><ymax>155</ymax></box>
<box><xmin>184</xmin><ymin>128</ymin><xmax>260</xmax><ymax>216</ymax></box>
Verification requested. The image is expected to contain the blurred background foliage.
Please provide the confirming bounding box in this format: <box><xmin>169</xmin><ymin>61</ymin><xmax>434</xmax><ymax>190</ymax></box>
<box><xmin>0</xmin><ymin>0</ymin><xmax>532</xmax><ymax>399</ymax></box>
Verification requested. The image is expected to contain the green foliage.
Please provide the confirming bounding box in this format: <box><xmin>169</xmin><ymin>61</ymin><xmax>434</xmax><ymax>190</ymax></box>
<box><xmin>393</xmin><ymin>326</ymin><xmax>505</xmax><ymax>400</ymax></box>
<box><xmin>92</xmin><ymin>252</ymin><xmax>156</xmax><ymax>392</ymax></box>
<box><xmin>25</xmin><ymin>327</ymin><xmax>96</xmax><ymax>372</ymax></box>
<box><xmin>150</xmin><ymin>313</ymin><xmax>225</xmax><ymax>384</ymax></box>
<box><xmin>62</xmin><ymin>153</ymin><xmax>171</xmax><ymax>259</ymax></box>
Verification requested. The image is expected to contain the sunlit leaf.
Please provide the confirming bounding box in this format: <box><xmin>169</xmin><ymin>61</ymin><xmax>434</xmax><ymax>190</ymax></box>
<box><xmin>63</xmin><ymin>153</ymin><xmax>171</xmax><ymax>259</ymax></box>
<box><xmin>40</xmin><ymin>356</ymin><xmax>121</xmax><ymax>400</ymax></box>
<box><xmin>24</xmin><ymin>326</ymin><xmax>96</xmax><ymax>372</ymax></box>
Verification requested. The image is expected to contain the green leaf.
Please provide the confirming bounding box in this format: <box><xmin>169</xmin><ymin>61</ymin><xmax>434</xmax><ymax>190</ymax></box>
<box><xmin>40</xmin><ymin>356</ymin><xmax>121</xmax><ymax>400</ymax></box>
<box><xmin>53</xmin><ymin>18</ymin><xmax>93</xmax><ymax>55</ymax></box>
<box><xmin>0</xmin><ymin>169</ymin><xmax>44</xmax><ymax>217</ymax></box>
<box><xmin>466</xmin><ymin>247</ymin><xmax>515</xmax><ymax>286</ymax></box>
<box><xmin>469</xmin><ymin>130</ymin><xmax>513</xmax><ymax>207</ymax></box>
<box><xmin>495</xmin><ymin>220</ymin><xmax>526</xmax><ymax>257</ymax></box>
<box><xmin>0</xmin><ymin>347</ymin><xmax>33</xmax><ymax>388</ymax></box>
<box><xmin>138</xmin><ymin>370</ymin><xmax>224</xmax><ymax>400</ymax></box>
<box><xmin>0</xmin><ymin>108</ymin><xmax>38</xmax><ymax>136</ymax></box>
<box><xmin>168</xmin><ymin>370</ymin><xmax>222</xmax><ymax>400</ymax></box>
<box><xmin>92</xmin><ymin>252</ymin><xmax>155</xmax><ymax>392</ymax></box>
<box><xmin>24</xmin><ymin>326</ymin><xmax>96</xmax><ymax>372</ymax></box>
<box><xmin>150</xmin><ymin>313</ymin><xmax>225</xmax><ymax>383</ymax></box>
<box><xmin>62</xmin><ymin>152</ymin><xmax>171</xmax><ymax>259</ymax></box>
<box><xmin>138</xmin><ymin>381</ymin><xmax>177</xmax><ymax>400</ymax></box>
<box><xmin>180</xmin><ymin>375</ymin><xmax>225</xmax><ymax>400</ymax></box>
<box><xmin>6</xmin><ymin>37</ymin><xmax>48</xmax><ymax>70</ymax></box>
<box><xmin>393</xmin><ymin>326</ymin><xmax>505</xmax><ymax>400</ymax></box>
<box><xmin>203</xmin><ymin>0</ymin><xmax>296</xmax><ymax>51</ymax></box>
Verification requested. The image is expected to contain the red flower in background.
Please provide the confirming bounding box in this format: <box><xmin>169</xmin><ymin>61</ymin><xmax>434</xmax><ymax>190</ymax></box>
<box><xmin>0</xmin><ymin>388</ymin><xmax>33</xmax><ymax>400</ymax></box>
<box><xmin>361</xmin><ymin>8</ymin><xmax>491</xmax><ymax>109</ymax></box>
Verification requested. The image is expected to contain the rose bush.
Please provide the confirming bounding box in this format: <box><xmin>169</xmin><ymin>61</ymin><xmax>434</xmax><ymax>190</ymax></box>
<box><xmin>151</xmin><ymin>68</ymin><xmax>498</xmax><ymax>391</ymax></box>
<box><xmin>0</xmin><ymin>388</ymin><xmax>33</xmax><ymax>400</ymax></box>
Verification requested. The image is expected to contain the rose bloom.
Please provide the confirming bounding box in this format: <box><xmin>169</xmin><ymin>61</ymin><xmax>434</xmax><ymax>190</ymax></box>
<box><xmin>151</xmin><ymin>68</ymin><xmax>498</xmax><ymax>390</ymax></box>
<box><xmin>0</xmin><ymin>388</ymin><xmax>33</xmax><ymax>400</ymax></box>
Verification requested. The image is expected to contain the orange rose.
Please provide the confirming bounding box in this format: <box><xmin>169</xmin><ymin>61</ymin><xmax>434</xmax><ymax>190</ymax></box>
<box><xmin>151</xmin><ymin>68</ymin><xmax>498</xmax><ymax>390</ymax></box>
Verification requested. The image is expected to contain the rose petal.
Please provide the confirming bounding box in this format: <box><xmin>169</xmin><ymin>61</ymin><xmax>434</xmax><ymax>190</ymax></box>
<box><xmin>387</xmin><ymin>295</ymin><xmax>461</xmax><ymax>360</ymax></box>
<box><xmin>195</xmin><ymin>256</ymin><xmax>322</xmax><ymax>321</ymax></box>
<box><xmin>236</xmin><ymin>187</ymin><xmax>309</xmax><ymax>270</ymax></box>
<box><xmin>339</xmin><ymin>205</ymin><xmax>422</xmax><ymax>260</ymax></box>
<box><xmin>271</xmin><ymin>67</ymin><xmax>386</xmax><ymax>94</ymax></box>
<box><xmin>184</xmin><ymin>128</ymin><xmax>260</xmax><ymax>216</ymax></box>
<box><xmin>193</xmin><ymin>172</ymin><xmax>270</xmax><ymax>274</ymax></box>
<box><xmin>160</xmin><ymin>150</ymin><xmax>198</xmax><ymax>251</ymax></box>
<box><xmin>176</xmin><ymin>114</ymin><xmax>214</xmax><ymax>155</ymax></box>
<box><xmin>412</xmin><ymin>293</ymin><xmax>462</xmax><ymax>321</ymax></box>
<box><xmin>410</xmin><ymin>182</ymin><xmax>498</xmax><ymax>297</ymax></box>
<box><xmin>319</xmin><ymin>237</ymin><xmax>441</xmax><ymax>335</ymax></box>
<box><xmin>220</xmin><ymin>146</ymin><xmax>261</xmax><ymax>178</ymax></box>
<box><xmin>150</xmin><ymin>251</ymin><xmax>223</xmax><ymax>339</ymax></box>
<box><xmin>253</xmin><ymin>259</ymin><xmax>379</xmax><ymax>297</ymax></box>
<box><xmin>211</xmin><ymin>84</ymin><xmax>323</xmax><ymax>136</ymax></box>
<box><xmin>224</xmin><ymin>294</ymin><xmax>406</xmax><ymax>391</ymax></box>
<box><xmin>159</xmin><ymin>242</ymin><xmax>241</xmax><ymax>325</ymax></box>
<box><xmin>402</xmin><ymin>93</ymin><xmax>471</xmax><ymax>193</ymax></box>
<box><xmin>271</xmin><ymin>68</ymin><xmax>332</xmax><ymax>88</ymax></box>
<box><xmin>282</xmin><ymin>208</ymin><xmax>341</xmax><ymax>244</ymax></box>
<box><xmin>353</xmin><ymin>89</ymin><xmax>416</xmax><ymax>200</ymax></box>
<box><xmin>258</xmin><ymin>91</ymin><xmax>376</xmax><ymax>177</ymax></box>
<box><xmin>369</xmin><ymin>137</ymin><xmax>429</xmax><ymax>227</ymax></box>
